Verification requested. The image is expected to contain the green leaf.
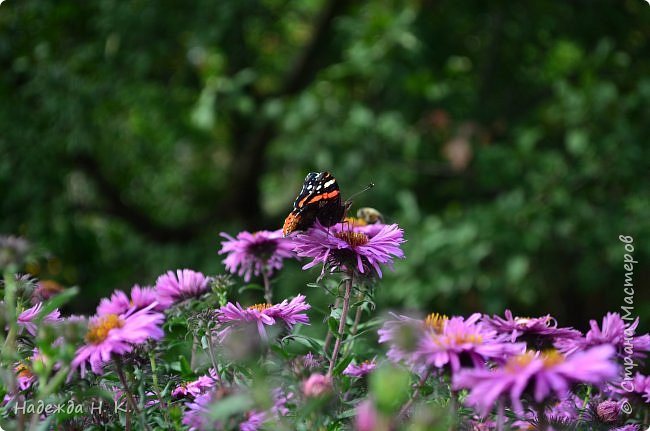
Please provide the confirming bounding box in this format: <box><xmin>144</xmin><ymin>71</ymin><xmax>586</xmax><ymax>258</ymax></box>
<box><xmin>332</xmin><ymin>355</ymin><xmax>353</xmax><ymax>376</ymax></box>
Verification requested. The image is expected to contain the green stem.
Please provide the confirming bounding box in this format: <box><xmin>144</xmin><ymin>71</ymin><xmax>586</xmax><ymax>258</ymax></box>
<box><xmin>114</xmin><ymin>356</ymin><xmax>151</xmax><ymax>431</ymax></box>
<box><xmin>262</xmin><ymin>270</ymin><xmax>272</xmax><ymax>304</ymax></box>
<box><xmin>327</xmin><ymin>274</ymin><xmax>352</xmax><ymax>376</ymax></box>
<box><xmin>323</xmin><ymin>296</ymin><xmax>341</xmax><ymax>354</ymax></box>
<box><xmin>149</xmin><ymin>352</ymin><xmax>167</xmax><ymax>415</ymax></box>
<box><xmin>399</xmin><ymin>370</ymin><xmax>431</xmax><ymax>417</ymax></box>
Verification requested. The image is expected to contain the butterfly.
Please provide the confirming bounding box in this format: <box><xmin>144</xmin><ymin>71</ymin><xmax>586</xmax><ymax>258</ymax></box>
<box><xmin>282</xmin><ymin>172</ymin><xmax>351</xmax><ymax>237</ymax></box>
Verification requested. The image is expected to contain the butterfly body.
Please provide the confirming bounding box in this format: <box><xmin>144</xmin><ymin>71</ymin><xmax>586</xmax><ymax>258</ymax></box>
<box><xmin>283</xmin><ymin>172</ymin><xmax>351</xmax><ymax>236</ymax></box>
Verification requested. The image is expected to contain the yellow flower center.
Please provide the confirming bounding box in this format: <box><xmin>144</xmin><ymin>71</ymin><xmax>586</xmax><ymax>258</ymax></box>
<box><xmin>505</xmin><ymin>351</ymin><xmax>536</xmax><ymax>372</ymax></box>
<box><xmin>334</xmin><ymin>231</ymin><xmax>369</xmax><ymax>247</ymax></box>
<box><xmin>344</xmin><ymin>217</ymin><xmax>368</xmax><ymax>227</ymax></box>
<box><xmin>541</xmin><ymin>349</ymin><xmax>565</xmax><ymax>368</ymax></box>
<box><xmin>248</xmin><ymin>303</ymin><xmax>272</xmax><ymax>312</ymax></box>
<box><xmin>85</xmin><ymin>314</ymin><xmax>124</xmax><ymax>344</ymax></box>
<box><xmin>424</xmin><ymin>313</ymin><xmax>448</xmax><ymax>333</ymax></box>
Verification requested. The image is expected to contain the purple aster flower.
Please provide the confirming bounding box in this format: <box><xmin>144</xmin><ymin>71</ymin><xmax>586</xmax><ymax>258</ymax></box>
<box><xmin>414</xmin><ymin>313</ymin><xmax>526</xmax><ymax>373</ymax></box>
<box><xmin>155</xmin><ymin>269</ymin><xmax>209</xmax><ymax>307</ymax></box>
<box><xmin>173</xmin><ymin>368</ymin><xmax>220</xmax><ymax>398</ymax></box>
<box><xmin>556</xmin><ymin>312</ymin><xmax>650</xmax><ymax>358</ymax></box>
<box><xmin>291</xmin><ymin>220</ymin><xmax>405</xmax><ymax>279</ymax></box>
<box><xmin>612</xmin><ymin>372</ymin><xmax>650</xmax><ymax>403</ymax></box>
<box><xmin>182</xmin><ymin>390</ymin><xmax>221</xmax><ymax>431</ymax></box>
<box><xmin>378</xmin><ymin>313</ymin><xmax>426</xmax><ymax>369</ymax></box>
<box><xmin>219</xmin><ymin>230</ymin><xmax>294</xmax><ymax>282</ymax></box>
<box><xmin>452</xmin><ymin>345</ymin><xmax>618</xmax><ymax>416</ymax></box>
<box><xmin>511</xmin><ymin>396</ymin><xmax>589</xmax><ymax>431</ymax></box>
<box><xmin>355</xmin><ymin>400</ymin><xmax>380</xmax><ymax>431</ymax></box>
<box><xmin>484</xmin><ymin>310</ymin><xmax>581</xmax><ymax>345</ymax></box>
<box><xmin>17</xmin><ymin>302</ymin><xmax>61</xmax><ymax>336</ymax></box>
<box><xmin>271</xmin><ymin>388</ymin><xmax>293</xmax><ymax>416</ymax></box>
<box><xmin>216</xmin><ymin>294</ymin><xmax>310</xmax><ymax>340</ymax></box>
<box><xmin>240</xmin><ymin>410</ymin><xmax>265</xmax><ymax>431</ymax></box>
<box><xmin>71</xmin><ymin>303</ymin><xmax>164</xmax><ymax>377</ymax></box>
<box><xmin>302</xmin><ymin>373</ymin><xmax>332</xmax><ymax>397</ymax></box>
<box><xmin>595</xmin><ymin>400</ymin><xmax>621</xmax><ymax>423</ymax></box>
<box><xmin>611</xmin><ymin>426</ymin><xmax>640</xmax><ymax>431</ymax></box>
<box><xmin>343</xmin><ymin>359</ymin><xmax>377</xmax><ymax>378</ymax></box>
<box><xmin>97</xmin><ymin>284</ymin><xmax>162</xmax><ymax>316</ymax></box>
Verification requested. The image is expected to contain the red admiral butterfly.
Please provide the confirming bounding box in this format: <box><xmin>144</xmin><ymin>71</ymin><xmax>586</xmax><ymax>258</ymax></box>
<box><xmin>283</xmin><ymin>172</ymin><xmax>350</xmax><ymax>237</ymax></box>
<box><xmin>283</xmin><ymin>172</ymin><xmax>375</xmax><ymax>236</ymax></box>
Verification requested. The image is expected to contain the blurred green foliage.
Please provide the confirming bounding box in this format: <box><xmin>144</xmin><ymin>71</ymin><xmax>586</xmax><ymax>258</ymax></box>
<box><xmin>1</xmin><ymin>0</ymin><xmax>649</xmax><ymax>325</ymax></box>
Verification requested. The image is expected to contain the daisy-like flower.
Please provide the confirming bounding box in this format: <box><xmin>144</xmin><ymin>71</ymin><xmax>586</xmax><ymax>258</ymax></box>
<box><xmin>343</xmin><ymin>359</ymin><xmax>377</xmax><ymax>378</ymax></box>
<box><xmin>555</xmin><ymin>312</ymin><xmax>650</xmax><ymax>357</ymax></box>
<box><xmin>97</xmin><ymin>284</ymin><xmax>162</xmax><ymax>316</ymax></box>
<box><xmin>155</xmin><ymin>269</ymin><xmax>209</xmax><ymax>307</ymax></box>
<box><xmin>172</xmin><ymin>368</ymin><xmax>220</xmax><ymax>398</ymax></box>
<box><xmin>452</xmin><ymin>345</ymin><xmax>618</xmax><ymax>416</ymax></box>
<box><xmin>71</xmin><ymin>304</ymin><xmax>164</xmax><ymax>377</ymax></box>
<box><xmin>378</xmin><ymin>313</ymin><xmax>425</xmax><ymax>368</ymax></box>
<box><xmin>484</xmin><ymin>310</ymin><xmax>581</xmax><ymax>345</ymax></box>
<box><xmin>414</xmin><ymin>313</ymin><xmax>526</xmax><ymax>373</ymax></box>
<box><xmin>216</xmin><ymin>295</ymin><xmax>310</xmax><ymax>340</ymax></box>
<box><xmin>612</xmin><ymin>372</ymin><xmax>650</xmax><ymax>403</ymax></box>
<box><xmin>219</xmin><ymin>230</ymin><xmax>294</xmax><ymax>282</ymax></box>
<box><xmin>17</xmin><ymin>302</ymin><xmax>61</xmax><ymax>336</ymax></box>
<box><xmin>291</xmin><ymin>220</ymin><xmax>405</xmax><ymax>279</ymax></box>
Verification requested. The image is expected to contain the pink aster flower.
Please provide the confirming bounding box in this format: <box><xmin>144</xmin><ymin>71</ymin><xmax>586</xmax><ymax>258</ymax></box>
<box><xmin>378</xmin><ymin>313</ymin><xmax>425</xmax><ymax>368</ymax></box>
<box><xmin>155</xmin><ymin>269</ymin><xmax>209</xmax><ymax>307</ymax></box>
<box><xmin>452</xmin><ymin>345</ymin><xmax>618</xmax><ymax>416</ymax></box>
<box><xmin>240</xmin><ymin>410</ymin><xmax>265</xmax><ymax>431</ymax></box>
<box><xmin>612</xmin><ymin>372</ymin><xmax>650</xmax><ymax>403</ymax></box>
<box><xmin>173</xmin><ymin>369</ymin><xmax>220</xmax><ymax>398</ymax></box>
<box><xmin>17</xmin><ymin>302</ymin><xmax>61</xmax><ymax>336</ymax></box>
<box><xmin>291</xmin><ymin>220</ymin><xmax>405</xmax><ymax>279</ymax></box>
<box><xmin>484</xmin><ymin>310</ymin><xmax>581</xmax><ymax>344</ymax></box>
<box><xmin>414</xmin><ymin>313</ymin><xmax>526</xmax><ymax>373</ymax></box>
<box><xmin>72</xmin><ymin>304</ymin><xmax>164</xmax><ymax>377</ymax></box>
<box><xmin>219</xmin><ymin>230</ymin><xmax>294</xmax><ymax>282</ymax></box>
<box><xmin>343</xmin><ymin>359</ymin><xmax>377</xmax><ymax>378</ymax></box>
<box><xmin>216</xmin><ymin>294</ymin><xmax>310</xmax><ymax>340</ymax></box>
<box><xmin>555</xmin><ymin>312</ymin><xmax>650</xmax><ymax>357</ymax></box>
<box><xmin>97</xmin><ymin>284</ymin><xmax>162</xmax><ymax>316</ymax></box>
<box><xmin>302</xmin><ymin>373</ymin><xmax>332</xmax><ymax>397</ymax></box>
<box><xmin>355</xmin><ymin>400</ymin><xmax>382</xmax><ymax>431</ymax></box>
<box><xmin>182</xmin><ymin>390</ymin><xmax>221</xmax><ymax>431</ymax></box>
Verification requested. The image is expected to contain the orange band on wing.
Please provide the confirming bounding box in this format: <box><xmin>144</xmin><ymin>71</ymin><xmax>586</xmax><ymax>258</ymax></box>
<box><xmin>299</xmin><ymin>190</ymin><xmax>339</xmax><ymax>207</ymax></box>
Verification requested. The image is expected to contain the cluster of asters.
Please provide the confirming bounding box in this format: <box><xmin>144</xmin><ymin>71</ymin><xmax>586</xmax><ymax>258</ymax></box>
<box><xmin>377</xmin><ymin>308</ymin><xmax>650</xmax><ymax>429</ymax></box>
<box><xmin>5</xmin><ymin>217</ymin><xmax>650</xmax><ymax>430</ymax></box>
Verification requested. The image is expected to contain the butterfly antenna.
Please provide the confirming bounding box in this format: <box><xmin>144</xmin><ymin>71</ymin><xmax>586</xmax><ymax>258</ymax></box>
<box><xmin>345</xmin><ymin>182</ymin><xmax>375</xmax><ymax>202</ymax></box>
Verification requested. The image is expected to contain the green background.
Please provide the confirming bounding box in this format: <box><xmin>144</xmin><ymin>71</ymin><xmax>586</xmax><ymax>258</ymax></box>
<box><xmin>2</xmin><ymin>0</ymin><xmax>649</xmax><ymax>329</ymax></box>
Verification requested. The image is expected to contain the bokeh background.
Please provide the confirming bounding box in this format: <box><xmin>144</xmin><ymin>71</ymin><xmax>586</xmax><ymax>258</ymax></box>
<box><xmin>2</xmin><ymin>0</ymin><xmax>649</xmax><ymax>329</ymax></box>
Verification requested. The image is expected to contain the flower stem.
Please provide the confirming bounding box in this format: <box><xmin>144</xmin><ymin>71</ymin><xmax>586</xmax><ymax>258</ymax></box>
<box><xmin>263</xmin><ymin>270</ymin><xmax>272</xmax><ymax>304</ymax></box>
<box><xmin>343</xmin><ymin>296</ymin><xmax>365</xmax><ymax>356</ymax></box>
<box><xmin>399</xmin><ymin>369</ymin><xmax>430</xmax><ymax>417</ymax></box>
<box><xmin>497</xmin><ymin>399</ymin><xmax>504</xmax><ymax>431</ymax></box>
<box><xmin>449</xmin><ymin>390</ymin><xmax>459</xmax><ymax>430</ymax></box>
<box><xmin>323</xmin><ymin>296</ymin><xmax>341</xmax><ymax>354</ymax></box>
<box><xmin>149</xmin><ymin>352</ymin><xmax>167</xmax><ymax>417</ymax></box>
<box><xmin>113</xmin><ymin>356</ymin><xmax>151</xmax><ymax>431</ymax></box>
<box><xmin>327</xmin><ymin>275</ymin><xmax>352</xmax><ymax>376</ymax></box>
